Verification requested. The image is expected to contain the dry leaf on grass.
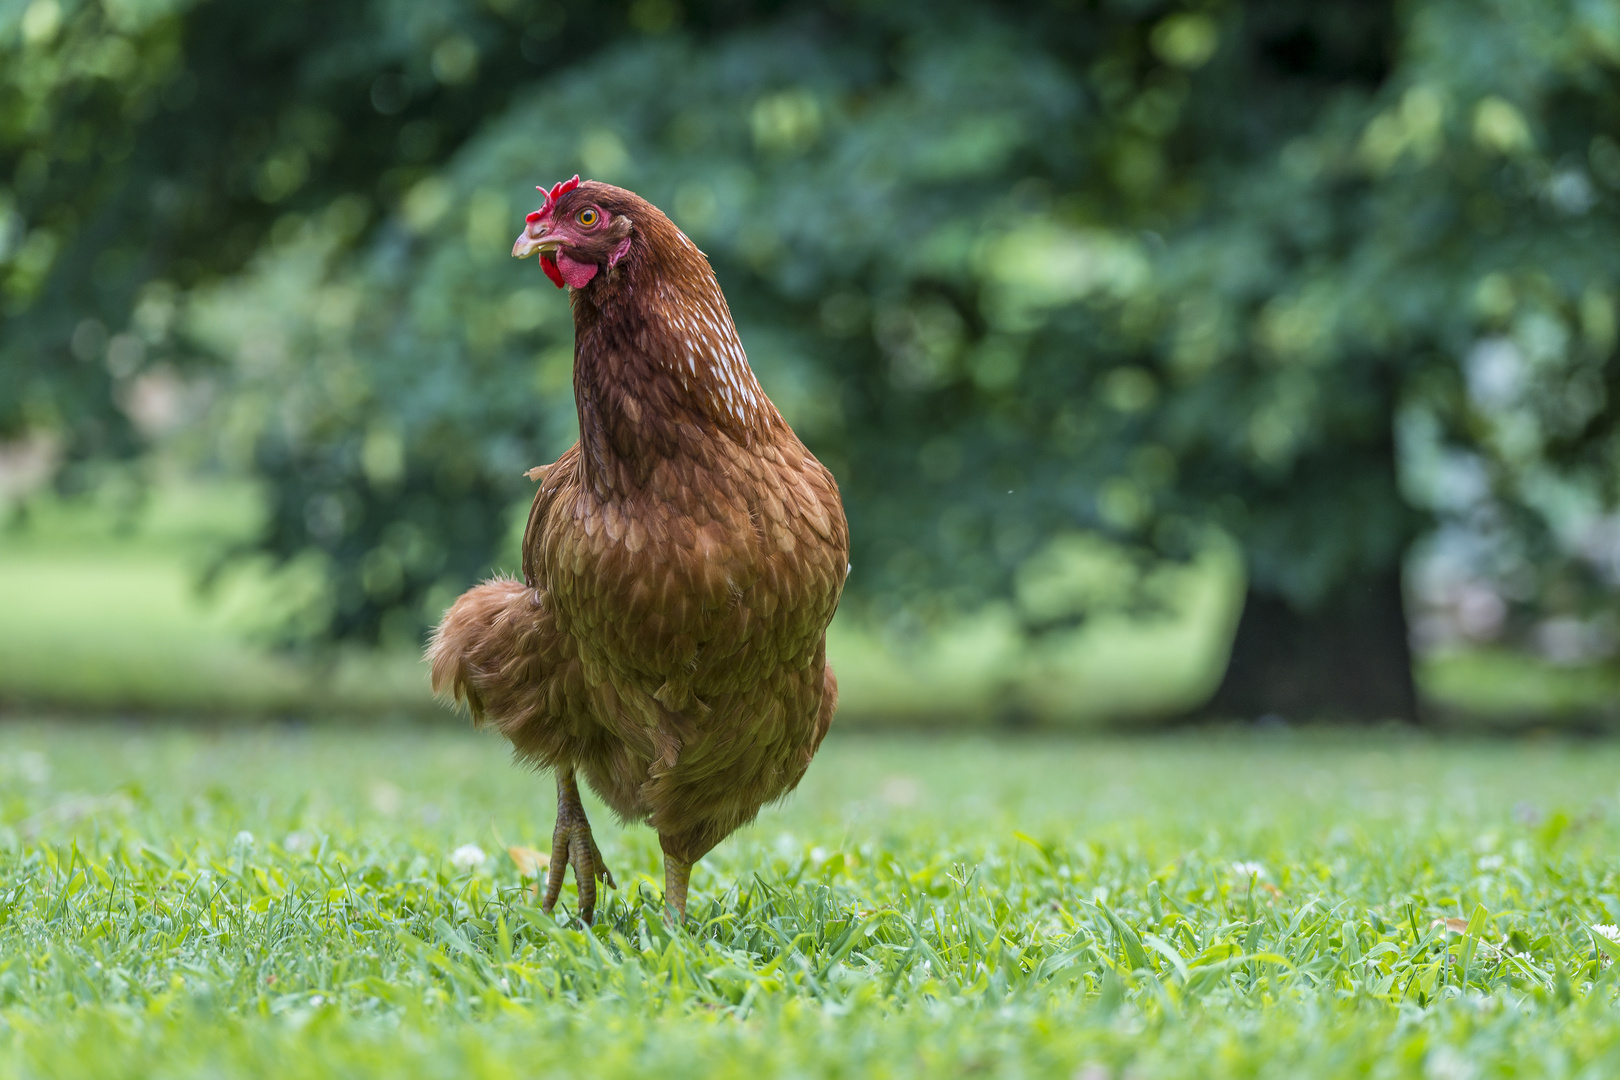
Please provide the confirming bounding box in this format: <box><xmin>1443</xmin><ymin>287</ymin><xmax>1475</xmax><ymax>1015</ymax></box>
<box><xmin>508</xmin><ymin>845</ymin><xmax>550</xmax><ymax>877</ymax></box>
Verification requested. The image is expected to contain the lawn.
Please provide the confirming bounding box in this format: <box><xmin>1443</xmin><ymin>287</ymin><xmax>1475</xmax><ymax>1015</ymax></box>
<box><xmin>4</xmin><ymin>723</ymin><xmax>1620</xmax><ymax>1077</ymax></box>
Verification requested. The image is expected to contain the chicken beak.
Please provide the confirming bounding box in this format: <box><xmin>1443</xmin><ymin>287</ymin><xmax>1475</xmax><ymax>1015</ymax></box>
<box><xmin>514</xmin><ymin>218</ymin><xmax>569</xmax><ymax>287</ymax></box>
<box><xmin>512</xmin><ymin>229</ymin><xmax>558</xmax><ymax>259</ymax></box>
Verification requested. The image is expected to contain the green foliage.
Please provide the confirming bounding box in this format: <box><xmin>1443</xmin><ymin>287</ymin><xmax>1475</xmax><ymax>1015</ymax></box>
<box><xmin>189</xmin><ymin>0</ymin><xmax>1620</xmax><ymax>645</ymax></box>
<box><xmin>1134</xmin><ymin>0</ymin><xmax>1620</xmax><ymax>612</ymax></box>
<box><xmin>0</xmin><ymin>0</ymin><xmax>643</xmax><ymax>470</ymax></box>
<box><xmin>187</xmin><ymin>0</ymin><xmax>1388</xmax><ymax>642</ymax></box>
<box><xmin>8</xmin><ymin>724</ymin><xmax>1620</xmax><ymax>1075</ymax></box>
<box><xmin>9</xmin><ymin>0</ymin><xmax>1620</xmax><ymax>650</ymax></box>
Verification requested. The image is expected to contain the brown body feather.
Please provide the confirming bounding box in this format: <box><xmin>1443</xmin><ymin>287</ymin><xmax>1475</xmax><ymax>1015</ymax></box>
<box><xmin>429</xmin><ymin>182</ymin><xmax>847</xmax><ymax>873</ymax></box>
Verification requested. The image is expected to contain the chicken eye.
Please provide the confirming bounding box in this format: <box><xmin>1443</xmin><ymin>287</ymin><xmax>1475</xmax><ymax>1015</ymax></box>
<box><xmin>578</xmin><ymin>208</ymin><xmax>599</xmax><ymax>227</ymax></box>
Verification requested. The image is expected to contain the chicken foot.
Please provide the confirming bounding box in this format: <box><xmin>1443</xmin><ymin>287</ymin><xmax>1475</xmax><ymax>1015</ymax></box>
<box><xmin>542</xmin><ymin>768</ymin><xmax>616</xmax><ymax>924</ymax></box>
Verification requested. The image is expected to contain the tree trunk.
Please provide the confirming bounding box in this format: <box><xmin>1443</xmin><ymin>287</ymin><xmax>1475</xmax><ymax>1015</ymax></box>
<box><xmin>1204</xmin><ymin>569</ymin><xmax>1420</xmax><ymax>723</ymax></box>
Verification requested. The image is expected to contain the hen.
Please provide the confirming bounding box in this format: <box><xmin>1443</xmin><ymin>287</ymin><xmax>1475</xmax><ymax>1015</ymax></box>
<box><xmin>429</xmin><ymin>177</ymin><xmax>848</xmax><ymax>923</ymax></box>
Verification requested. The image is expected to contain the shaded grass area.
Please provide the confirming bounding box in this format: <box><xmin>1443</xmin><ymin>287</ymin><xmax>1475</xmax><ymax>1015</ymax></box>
<box><xmin>1423</xmin><ymin>649</ymin><xmax>1620</xmax><ymax>729</ymax></box>
<box><xmin>5</xmin><ymin>724</ymin><xmax>1620</xmax><ymax>1076</ymax></box>
<box><xmin>0</xmin><ymin>480</ymin><xmax>1236</xmax><ymax>724</ymax></box>
<box><xmin>0</xmin><ymin>480</ymin><xmax>426</xmax><ymax>716</ymax></box>
<box><xmin>5</xmin><ymin>479</ymin><xmax>1617</xmax><ymax>726</ymax></box>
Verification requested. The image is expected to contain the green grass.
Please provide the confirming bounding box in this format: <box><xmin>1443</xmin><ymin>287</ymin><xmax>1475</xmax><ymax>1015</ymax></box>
<box><xmin>6</xmin><ymin>723</ymin><xmax>1620</xmax><ymax>1076</ymax></box>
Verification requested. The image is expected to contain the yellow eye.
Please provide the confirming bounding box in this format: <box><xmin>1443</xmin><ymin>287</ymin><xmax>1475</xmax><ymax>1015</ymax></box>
<box><xmin>578</xmin><ymin>208</ymin><xmax>599</xmax><ymax>227</ymax></box>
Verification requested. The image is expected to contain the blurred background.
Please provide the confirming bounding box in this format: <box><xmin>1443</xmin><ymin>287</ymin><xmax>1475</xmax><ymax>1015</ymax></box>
<box><xmin>3</xmin><ymin>0</ymin><xmax>1619</xmax><ymax>729</ymax></box>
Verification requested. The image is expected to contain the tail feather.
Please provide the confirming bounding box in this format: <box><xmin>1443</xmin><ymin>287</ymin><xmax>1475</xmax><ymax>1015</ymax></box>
<box><xmin>427</xmin><ymin>576</ymin><xmax>542</xmax><ymax>723</ymax></box>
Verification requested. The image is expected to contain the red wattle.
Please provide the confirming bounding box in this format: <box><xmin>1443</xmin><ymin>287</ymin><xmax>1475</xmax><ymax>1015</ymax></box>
<box><xmin>555</xmin><ymin>251</ymin><xmax>599</xmax><ymax>289</ymax></box>
<box><xmin>540</xmin><ymin>255</ymin><xmax>565</xmax><ymax>289</ymax></box>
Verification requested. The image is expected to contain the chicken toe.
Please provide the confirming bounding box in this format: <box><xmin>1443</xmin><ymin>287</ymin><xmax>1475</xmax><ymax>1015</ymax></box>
<box><xmin>541</xmin><ymin>769</ymin><xmax>616</xmax><ymax>924</ymax></box>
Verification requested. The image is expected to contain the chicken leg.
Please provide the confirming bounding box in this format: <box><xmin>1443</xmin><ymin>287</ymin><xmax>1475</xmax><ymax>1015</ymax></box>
<box><xmin>663</xmin><ymin>852</ymin><xmax>692</xmax><ymax>924</ymax></box>
<box><xmin>542</xmin><ymin>768</ymin><xmax>615</xmax><ymax>923</ymax></box>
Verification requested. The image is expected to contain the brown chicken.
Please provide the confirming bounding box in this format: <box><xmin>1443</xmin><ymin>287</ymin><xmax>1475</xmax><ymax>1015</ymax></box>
<box><xmin>428</xmin><ymin>176</ymin><xmax>848</xmax><ymax>923</ymax></box>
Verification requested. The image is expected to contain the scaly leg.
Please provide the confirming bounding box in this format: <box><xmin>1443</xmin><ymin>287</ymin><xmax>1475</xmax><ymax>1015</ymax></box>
<box><xmin>663</xmin><ymin>851</ymin><xmax>692</xmax><ymax>924</ymax></box>
<box><xmin>541</xmin><ymin>768</ymin><xmax>615</xmax><ymax>924</ymax></box>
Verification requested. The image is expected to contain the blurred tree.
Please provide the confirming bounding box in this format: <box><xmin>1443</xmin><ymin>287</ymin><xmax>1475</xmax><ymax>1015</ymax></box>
<box><xmin>9</xmin><ymin>0</ymin><xmax>1620</xmax><ymax>721</ymax></box>
<box><xmin>1137</xmin><ymin>0</ymin><xmax>1620</xmax><ymax>718</ymax></box>
<box><xmin>206</xmin><ymin>0</ymin><xmax>1421</xmax><ymax>699</ymax></box>
<box><xmin>0</xmin><ymin>0</ymin><xmax>648</xmax><ymax>476</ymax></box>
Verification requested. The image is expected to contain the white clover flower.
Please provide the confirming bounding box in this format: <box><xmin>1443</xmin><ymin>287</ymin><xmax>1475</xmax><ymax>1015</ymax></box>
<box><xmin>1231</xmin><ymin>861</ymin><xmax>1268</xmax><ymax>880</ymax></box>
<box><xmin>450</xmin><ymin>843</ymin><xmax>488</xmax><ymax>870</ymax></box>
<box><xmin>231</xmin><ymin>831</ymin><xmax>255</xmax><ymax>852</ymax></box>
<box><xmin>1476</xmin><ymin>855</ymin><xmax>1504</xmax><ymax>871</ymax></box>
<box><xmin>1592</xmin><ymin>923</ymin><xmax>1620</xmax><ymax>944</ymax></box>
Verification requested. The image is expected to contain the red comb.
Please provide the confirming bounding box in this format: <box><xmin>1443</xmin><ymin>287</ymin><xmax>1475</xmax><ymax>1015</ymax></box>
<box><xmin>531</xmin><ymin>175</ymin><xmax>582</xmax><ymax>220</ymax></box>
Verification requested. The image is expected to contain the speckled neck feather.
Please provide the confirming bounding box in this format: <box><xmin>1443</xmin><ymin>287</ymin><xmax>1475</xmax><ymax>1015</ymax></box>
<box><xmin>565</xmin><ymin>193</ymin><xmax>777</xmax><ymax>494</ymax></box>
